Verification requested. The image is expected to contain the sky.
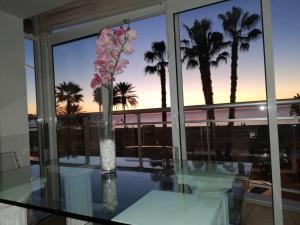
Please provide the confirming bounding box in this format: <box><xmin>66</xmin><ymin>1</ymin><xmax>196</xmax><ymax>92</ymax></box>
<box><xmin>25</xmin><ymin>39</ymin><xmax>37</xmax><ymax>115</ymax></box>
<box><xmin>52</xmin><ymin>15</ymin><xmax>168</xmax><ymax>113</ymax></box>
<box><xmin>24</xmin><ymin>0</ymin><xmax>300</xmax><ymax>114</ymax></box>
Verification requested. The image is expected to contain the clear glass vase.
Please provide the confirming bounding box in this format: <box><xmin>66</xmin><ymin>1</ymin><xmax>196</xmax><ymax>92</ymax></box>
<box><xmin>98</xmin><ymin>85</ymin><xmax>116</xmax><ymax>174</ymax></box>
<box><xmin>99</xmin><ymin>120</ymin><xmax>116</xmax><ymax>173</ymax></box>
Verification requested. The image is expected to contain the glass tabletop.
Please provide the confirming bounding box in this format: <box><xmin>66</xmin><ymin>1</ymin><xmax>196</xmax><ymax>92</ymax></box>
<box><xmin>0</xmin><ymin>157</ymin><xmax>252</xmax><ymax>225</ymax></box>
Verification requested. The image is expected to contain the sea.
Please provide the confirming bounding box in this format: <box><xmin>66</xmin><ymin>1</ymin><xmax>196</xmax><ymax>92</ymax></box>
<box><xmin>112</xmin><ymin>104</ymin><xmax>297</xmax><ymax>127</ymax></box>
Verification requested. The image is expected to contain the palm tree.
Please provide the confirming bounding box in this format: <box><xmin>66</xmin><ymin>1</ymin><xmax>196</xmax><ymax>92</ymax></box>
<box><xmin>55</xmin><ymin>81</ymin><xmax>84</xmax><ymax>114</ymax></box>
<box><xmin>219</xmin><ymin>7</ymin><xmax>262</xmax><ymax>125</ymax></box>
<box><xmin>68</xmin><ymin>104</ymin><xmax>83</xmax><ymax>114</ymax></box>
<box><xmin>113</xmin><ymin>82</ymin><xmax>138</xmax><ymax>123</ymax></box>
<box><xmin>181</xmin><ymin>19</ymin><xmax>229</xmax><ymax>120</ymax></box>
<box><xmin>56</xmin><ymin>102</ymin><xmax>66</xmax><ymax>115</ymax></box>
<box><xmin>290</xmin><ymin>93</ymin><xmax>300</xmax><ymax>116</ymax></box>
<box><xmin>144</xmin><ymin>41</ymin><xmax>169</xmax><ymax>127</ymax></box>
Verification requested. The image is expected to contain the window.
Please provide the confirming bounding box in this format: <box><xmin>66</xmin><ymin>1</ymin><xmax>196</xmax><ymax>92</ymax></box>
<box><xmin>175</xmin><ymin>1</ymin><xmax>274</xmax><ymax>224</ymax></box>
<box><xmin>52</xmin><ymin>14</ymin><xmax>173</xmax><ymax>163</ymax></box>
<box><xmin>24</xmin><ymin>39</ymin><xmax>40</xmax><ymax>165</ymax></box>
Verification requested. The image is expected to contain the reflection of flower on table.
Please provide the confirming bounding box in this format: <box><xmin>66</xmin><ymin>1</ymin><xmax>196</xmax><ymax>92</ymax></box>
<box><xmin>102</xmin><ymin>174</ymin><xmax>118</xmax><ymax>212</ymax></box>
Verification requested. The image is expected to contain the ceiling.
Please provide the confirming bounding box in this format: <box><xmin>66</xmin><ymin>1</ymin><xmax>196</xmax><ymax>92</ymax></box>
<box><xmin>0</xmin><ymin>0</ymin><xmax>76</xmax><ymax>18</ymax></box>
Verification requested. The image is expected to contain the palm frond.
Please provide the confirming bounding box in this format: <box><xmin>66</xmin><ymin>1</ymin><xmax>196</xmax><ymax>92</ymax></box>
<box><xmin>186</xmin><ymin>59</ymin><xmax>199</xmax><ymax>69</ymax></box>
<box><xmin>218</xmin><ymin>7</ymin><xmax>243</xmax><ymax>36</ymax></box>
<box><xmin>209</xmin><ymin>31</ymin><xmax>226</xmax><ymax>55</ymax></box>
<box><xmin>152</xmin><ymin>41</ymin><xmax>167</xmax><ymax>58</ymax></box>
<box><xmin>181</xmin><ymin>39</ymin><xmax>190</xmax><ymax>47</ymax></box>
<box><xmin>183</xmin><ymin>24</ymin><xmax>193</xmax><ymax>42</ymax></box>
<box><xmin>244</xmin><ymin>29</ymin><xmax>262</xmax><ymax>42</ymax></box>
<box><xmin>181</xmin><ymin>46</ymin><xmax>198</xmax><ymax>62</ymax></box>
<box><xmin>240</xmin><ymin>42</ymin><xmax>250</xmax><ymax>52</ymax></box>
<box><xmin>113</xmin><ymin>82</ymin><xmax>138</xmax><ymax>109</ymax></box>
<box><xmin>211</xmin><ymin>51</ymin><xmax>229</xmax><ymax>67</ymax></box>
<box><xmin>290</xmin><ymin>93</ymin><xmax>300</xmax><ymax>116</ymax></box>
<box><xmin>241</xmin><ymin>14</ymin><xmax>260</xmax><ymax>31</ymax></box>
<box><xmin>145</xmin><ymin>65</ymin><xmax>158</xmax><ymax>75</ymax></box>
<box><xmin>69</xmin><ymin>104</ymin><xmax>83</xmax><ymax>114</ymax></box>
<box><xmin>144</xmin><ymin>51</ymin><xmax>156</xmax><ymax>63</ymax></box>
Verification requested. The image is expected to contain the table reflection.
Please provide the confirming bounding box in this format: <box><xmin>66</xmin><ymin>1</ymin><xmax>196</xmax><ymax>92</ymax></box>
<box><xmin>0</xmin><ymin>157</ymin><xmax>252</xmax><ymax>225</ymax></box>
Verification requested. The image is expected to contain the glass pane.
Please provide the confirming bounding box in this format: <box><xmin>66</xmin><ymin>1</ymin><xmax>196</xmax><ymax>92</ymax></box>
<box><xmin>24</xmin><ymin>39</ymin><xmax>40</xmax><ymax>164</ymax></box>
<box><xmin>272</xmin><ymin>0</ymin><xmax>300</xmax><ymax>223</ymax></box>
<box><xmin>52</xmin><ymin>14</ymin><xmax>172</xmax><ymax>164</ymax></box>
<box><xmin>181</xmin><ymin>1</ymin><xmax>266</xmax><ymax>107</ymax></box>
<box><xmin>176</xmin><ymin>0</ymin><xmax>274</xmax><ymax>224</ymax></box>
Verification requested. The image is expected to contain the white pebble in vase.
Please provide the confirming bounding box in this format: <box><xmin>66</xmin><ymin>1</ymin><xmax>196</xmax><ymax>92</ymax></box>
<box><xmin>100</xmin><ymin>139</ymin><xmax>116</xmax><ymax>173</ymax></box>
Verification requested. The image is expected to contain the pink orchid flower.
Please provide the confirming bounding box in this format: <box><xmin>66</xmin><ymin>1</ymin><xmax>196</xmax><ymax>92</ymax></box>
<box><xmin>91</xmin><ymin>25</ymin><xmax>137</xmax><ymax>89</ymax></box>
<box><xmin>91</xmin><ymin>74</ymin><xmax>102</xmax><ymax>89</ymax></box>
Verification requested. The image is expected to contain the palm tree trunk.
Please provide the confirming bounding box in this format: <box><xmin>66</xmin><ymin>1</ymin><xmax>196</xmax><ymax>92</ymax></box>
<box><xmin>199</xmin><ymin>60</ymin><xmax>215</xmax><ymax>120</ymax></box>
<box><xmin>123</xmin><ymin>104</ymin><xmax>126</xmax><ymax>124</ymax></box>
<box><xmin>228</xmin><ymin>39</ymin><xmax>239</xmax><ymax>126</ymax></box>
<box><xmin>160</xmin><ymin>67</ymin><xmax>167</xmax><ymax>128</ymax></box>
<box><xmin>66</xmin><ymin>100</ymin><xmax>72</xmax><ymax>115</ymax></box>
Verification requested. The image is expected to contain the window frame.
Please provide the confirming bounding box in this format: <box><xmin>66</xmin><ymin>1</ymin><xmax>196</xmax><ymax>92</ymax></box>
<box><xmin>24</xmin><ymin>33</ymin><xmax>46</xmax><ymax>164</ymax></box>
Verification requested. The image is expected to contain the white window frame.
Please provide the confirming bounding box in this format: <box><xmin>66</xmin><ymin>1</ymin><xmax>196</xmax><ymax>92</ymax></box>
<box><xmin>39</xmin><ymin>1</ymin><xmax>284</xmax><ymax>225</ymax></box>
<box><xmin>261</xmin><ymin>1</ymin><xmax>283</xmax><ymax>224</ymax></box>
<box><xmin>24</xmin><ymin>32</ymin><xmax>47</xmax><ymax>163</ymax></box>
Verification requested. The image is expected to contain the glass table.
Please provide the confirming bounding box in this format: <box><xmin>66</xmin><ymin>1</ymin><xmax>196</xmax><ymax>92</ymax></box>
<box><xmin>0</xmin><ymin>157</ymin><xmax>252</xmax><ymax>225</ymax></box>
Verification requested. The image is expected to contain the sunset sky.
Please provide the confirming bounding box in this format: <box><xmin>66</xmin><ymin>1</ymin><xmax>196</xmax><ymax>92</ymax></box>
<box><xmin>25</xmin><ymin>0</ymin><xmax>300</xmax><ymax>114</ymax></box>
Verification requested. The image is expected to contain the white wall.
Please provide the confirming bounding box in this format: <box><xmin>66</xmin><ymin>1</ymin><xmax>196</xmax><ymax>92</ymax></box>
<box><xmin>0</xmin><ymin>10</ymin><xmax>30</xmax><ymax>168</ymax></box>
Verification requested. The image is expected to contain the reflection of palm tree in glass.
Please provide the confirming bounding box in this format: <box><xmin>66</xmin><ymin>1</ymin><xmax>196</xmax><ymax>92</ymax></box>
<box><xmin>56</xmin><ymin>81</ymin><xmax>84</xmax><ymax>114</ymax></box>
<box><xmin>290</xmin><ymin>93</ymin><xmax>300</xmax><ymax>116</ymax></box>
<box><xmin>219</xmin><ymin>7</ymin><xmax>261</xmax><ymax>126</ymax></box>
<box><xmin>113</xmin><ymin>82</ymin><xmax>138</xmax><ymax>124</ymax></box>
<box><xmin>181</xmin><ymin>19</ymin><xmax>229</xmax><ymax>120</ymax></box>
<box><xmin>151</xmin><ymin>168</ymin><xmax>174</xmax><ymax>191</ymax></box>
<box><xmin>144</xmin><ymin>41</ymin><xmax>168</xmax><ymax>127</ymax></box>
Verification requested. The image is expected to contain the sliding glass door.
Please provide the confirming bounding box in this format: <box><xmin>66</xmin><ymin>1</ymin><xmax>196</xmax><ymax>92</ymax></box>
<box><xmin>169</xmin><ymin>0</ymin><xmax>275</xmax><ymax>225</ymax></box>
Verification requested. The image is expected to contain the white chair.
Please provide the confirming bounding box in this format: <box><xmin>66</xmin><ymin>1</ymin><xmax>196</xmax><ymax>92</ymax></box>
<box><xmin>0</xmin><ymin>152</ymin><xmax>20</xmax><ymax>172</ymax></box>
<box><xmin>0</xmin><ymin>151</ymin><xmax>28</xmax><ymax>225</ymax></box>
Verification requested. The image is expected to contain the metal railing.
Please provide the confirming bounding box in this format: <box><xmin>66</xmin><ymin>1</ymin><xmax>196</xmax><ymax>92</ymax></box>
<box><xmin>30</xmin><ymin>99</ymin><xmax>300</xmax><ymax>199</ymax></box>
